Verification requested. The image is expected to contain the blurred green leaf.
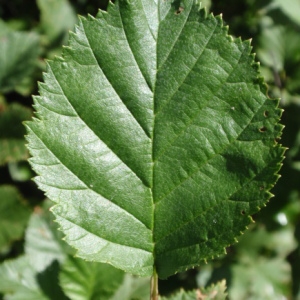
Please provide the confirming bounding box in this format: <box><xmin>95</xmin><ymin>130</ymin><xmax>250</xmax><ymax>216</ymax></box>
<box><xmin>0</xmin><ymin>102</ymin><xmax>32</xmax><ymax>166</ymax></box>
<box><xmin>200</xmin><ymin>280</ymin><xmax>227</xmax><ymax>300</ymax></box>
<box><xmin>8</xmin><ymin>161</ymin><xmax>33</xmax><ymax>182</ymax></box>
<box><xmin>0</xmin><ymin>27</ymin><xmax>39</xmax><ymax>93</ymax></box>
<box><xmin>237</xmin><ymin>226</ymin><xmax>297</xmax><ymax>258</ymax></box>
<box><xmin>161</xmin><ymin>280</ymin><xmax>227</xmax><ymax>300</ymax></box>
<box><xmin>37</xmin><ymin>0</ymin><xmax>77</xmax><ymax>45</ymax></box>
<box><xmin>265</xmin><ymin>0</ymin><xmax>300</xmax><ymax>27</ymax></box>
<box><xmin>0</xmin><ymin>20</ymin><xmax>12</xmax><ymax>35</ymax></box>
<box><xmin>161</xmin><ymin>289</ymin><xmax>198</xmax><ymax>300</ymax></box>
<box><xmin>230</xmin><ymin>257</ymin><xmax>291</xmax><ymax>300</ymax></box>
<box><xmin>60</xmin><ymin>255</ymin><xmax>152</xmax><ymax>300</ymax></box>
<box><xmin>257</xmin><ymin>18</ymin><xmax>300</xmax><ymax>105</ymax></box>
<box><xmin>60</xmin><ymin>256</ymin><xmax>124</xmax><ymax>300</ymax></box>
<box><xmin>0</xmin><ymin>199</ymin><xmax>70</xmax><ymax>300</ymax></box>
<box><xmin>109</xmin><ymin>274</ymin><xmax>150</xmax><ymax>300</ymax></box>
<box><xmin>0</xmin><ymin>185</ymin><xmax>30</xmax><ymax>251</ymax></box>
<box><xmin>0</xmin><ymin>255</ymin><xmax>68</xmax><ymax>300</ymax></box>
<box><xmin>257</xmin><ymin>23</ymin><xmax>284</xmax><ymax>72</ymax></box>
<box><xmin>0</xmin><ymin>256</ymin><xmax>48</xmax><ymax>300</ymax></box>
<box><xmin>24</xmin><ymin>200</ymin><xmax>72</xmax><ymax>273</ymax></box>
<box><xmin>257</xmin><ymin>20</ymin><xmax>300</xmax><ymax>72</ymax></box>
<box><xmin>228</xmin><ymin>226</ymin><xmax>294</xmax><ymax>300</ymax></box>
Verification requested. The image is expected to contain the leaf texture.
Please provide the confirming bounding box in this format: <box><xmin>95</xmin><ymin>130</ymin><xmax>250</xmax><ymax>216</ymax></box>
<box><xmin>26</xmin><ymin>0</ymin><xmax>285</xmax><ymax>278</ymax></box>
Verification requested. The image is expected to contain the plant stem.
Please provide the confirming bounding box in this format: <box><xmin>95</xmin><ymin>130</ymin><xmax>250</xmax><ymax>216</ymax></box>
<box><xmin>151</xmin><ymin>268</ymin><xmax>159</xmax><ymax>300</ymax></box>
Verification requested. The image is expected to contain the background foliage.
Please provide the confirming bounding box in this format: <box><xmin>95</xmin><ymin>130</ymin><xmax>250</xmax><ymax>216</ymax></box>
<box><xmin>0</xmin><ymin>0</ymin><xmax>299</xmax><ymax>299</ymax></box>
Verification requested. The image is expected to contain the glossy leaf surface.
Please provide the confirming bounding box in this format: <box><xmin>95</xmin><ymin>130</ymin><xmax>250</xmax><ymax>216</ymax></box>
<box><xmin>26</xmin><ymin>0</ymin><xmax>284</xmax><ymax>278</ymax></box>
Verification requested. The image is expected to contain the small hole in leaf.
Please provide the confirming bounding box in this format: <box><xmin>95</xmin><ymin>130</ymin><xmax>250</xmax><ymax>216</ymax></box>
<box><xmin>264</xmin><ymin>111</ymin><xmax>269</xmax><ymax>117</ymax></box>
<box><xmin>175</xmin><ymin>7</ymin><xmax>184</xmax><ymax>14</ymax></box>
<box><xmin>241</xmin><ymin>210</ymin><xmax>246</xmax><ymax>215</ymax></box>
<box><xmin>259</xmin><ymin>126</ymin><xmax>267</xmax><ymax>132</ymax></box>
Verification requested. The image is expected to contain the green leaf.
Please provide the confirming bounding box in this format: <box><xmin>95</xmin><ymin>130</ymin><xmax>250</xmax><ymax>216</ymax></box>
<box><xmin>109</xmin><ymin>274</ymin><xmax>150</xmax><ymax>300</ymax></box>
<box><xmin>257</xmin><ymin>21</ymin><xmax>300</xmax><ymax>75</ymax></box>
<box><xmin>226</xmin><ymin>226</ymin><xmax>294</xmax><ymax>299</ymax></box>
<box><xmin>8</xmin><ymin>161</ymin><xmax>33</xmax><ymax>182</ymax></box>
<box><xmin>0</xmin><ymin>255</ymin><xmax>68</xmax><ymax>300</ymax></box>
<box><xmin>0</xmin><ymin>28</ymin><xmax>39</xmax><ymax>93</ymax></box>
<box><xmin>0</xmin><ymin>185</ymin><xmax>31</xmax><ymax>251</ymax></box>
<box><xmin>257</xmin><ymin>23</ymin><xmax>284</xmax><ymax>72</ymax></box>
<box><xmin>161</xmin><ymin>281</ymin><xmax>227</xmax><ymax>300</ymax></box>
<box><xmin>236</xmin><ymin>226</ymin><xmax>297</xmax><ymax>258</ymax></box>
<box><xmin>0</xmin><ymin>102</ymin><xmax>32</xmax><ymax>165</ymax></box>
<box><xmin>160</xmin><ymin>280</ymin><xmax>227</xmax><ymax>300</ymax></box>
<box><xmin>161</xmin><ymin>289</ymin><xmax>198</xmax><ymax>300</ymax></box>
<box><xmin>265</xmin><ymin>0</ymin><xmax>300</xmax><ymax>27</ymax></box>
<box><xmin>37</xmin><ymin>0</ymin><xmax>77</xmax><ymax>44</ymax></box>
<box><xmin>200</xmin><ymin>280</ymin><xmax>227</xmax><ymax>300</ymax></box>
<box><xmin>25</xmin><ymin>200</ymin><xmax>72</xmax><ymax>273</ymax></box>
<box><xmin>60</xmin><ymin>256</ymin><xmax>150</xmax><ymax>300</ymax></box>
<box><xmin>230</xmin><ymin>257</ymin><xmax>291</xmax><ymax>300</ymax></box>
<box><xmin>0</xmin><ymin>256</ymin><xmax>48</xmax><ymax>300</ymax></box>
<box><xmin>60</xmin><ymin>256</ymin><xmax>124</xmax><ymax>300</ymax></box>
<box><xmin>26</xmin><ymin>0</ymin><xmax>284</xmax><ymax>279</ymax></box>
<box><xmin>0</xmin><ymin>200</ymin><xmax>70</xmax><ymax>300</ymax></box>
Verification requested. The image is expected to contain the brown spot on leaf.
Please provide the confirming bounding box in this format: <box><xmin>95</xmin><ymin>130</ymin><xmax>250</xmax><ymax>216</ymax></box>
<box><xmin>175</xmin><ymin>7</ymin><xmax>184</xmax><ymax>14</ymax></box>
<box><xmin>259</xmin><ymin>126</ymin><xmax>267</xmax><ymax>132</ymax></box>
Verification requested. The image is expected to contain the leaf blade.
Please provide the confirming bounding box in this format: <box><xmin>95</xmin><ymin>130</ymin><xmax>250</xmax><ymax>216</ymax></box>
<box><xmin>26</xmin><ymin>0</ymin><xmax>284</xmax><ymax>279</ymax></box>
